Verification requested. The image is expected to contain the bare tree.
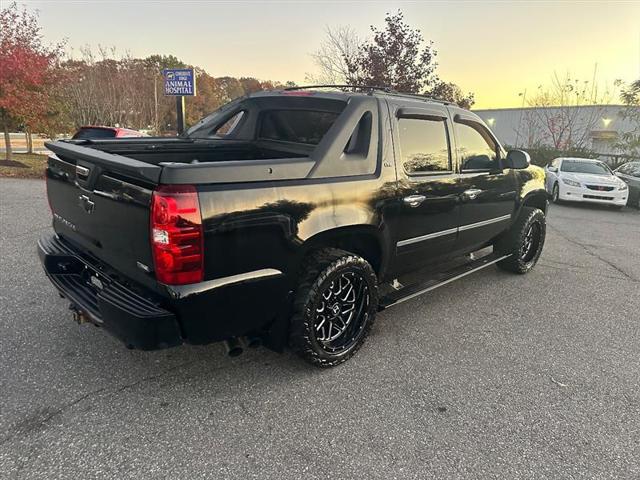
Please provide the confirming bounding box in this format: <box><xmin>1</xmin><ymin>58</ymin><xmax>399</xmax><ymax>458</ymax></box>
<box><xmin>305</xmin><ymin>26</ymin><xmax>360</xmax><ymax>85</ymax></box>
<box><xmin>515</xmin><ymin>71</ymin><xmax>613</xmax><ymax>150</ymax></box>
<box><xmin>306</xmin><ymin>12</ymin><xmax>472</xmax><ymax>107</ymax></box>
<box><xmin>60</xmin><ymin>46</ymin><xmax>158</xmax><ymax>130</ymax></box>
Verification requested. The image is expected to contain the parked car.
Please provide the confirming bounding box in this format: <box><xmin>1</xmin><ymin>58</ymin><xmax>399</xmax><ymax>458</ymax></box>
<box><xmin>544</xmin><ymin>157</ymin><xmax>629</xmax><ymax>209</ymax></box>
<box><xmin>614</xmin><ymin>161</ymin><xmax>640</xmax><ymax>208</ymax></box>
<box><xmin>72</xmin><ymin>126</ymin><xmax>147</xmax><ymax>140</ymax></box>
<box><xmin>39</xmin><ymin>87</ymin><xmax>548</xmax><ymax>368</ymax></box>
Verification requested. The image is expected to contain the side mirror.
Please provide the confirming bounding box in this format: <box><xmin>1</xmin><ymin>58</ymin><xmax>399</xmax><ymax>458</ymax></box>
<box><xmin>505</xmin><ymin>149</ymin><xmax>531</xmax><ymax>169</ymax></box>
<box><xmin>547</xmin><ymin>166</ymin><xmax>558</xmax><ymax>173</ymax></box>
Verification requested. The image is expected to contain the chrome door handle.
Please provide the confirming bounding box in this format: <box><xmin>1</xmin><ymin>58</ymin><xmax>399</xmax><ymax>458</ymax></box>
<box><xmin>463</xmin><ymin>189</ymin><xmax>483</xmax><ymax>200</ymax></box>
<box><xmin>403</xmin><ymin>195</ymin><xmax>426</xmax><ymax>207</ymax></box>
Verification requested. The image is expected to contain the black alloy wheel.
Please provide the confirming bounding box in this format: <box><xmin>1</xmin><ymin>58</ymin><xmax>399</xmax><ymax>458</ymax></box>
<box><xmin>520</xmin><ymin>222</ymin><xmax>542</xmax><ymax>264</ymax></box>
<box><xmin>313</xmin><ymin>271</ymin><xmax>370</xmax><ymax>354</ymax></box>
<box><xmin>496</xmin><ymin>207</ymin><xmax>546</xmax><ymax>274</ymax></box>
<box><xmin>289</xmin><ymin>248</ymin><xmax>378</xmax><ymax>367</ymax></box>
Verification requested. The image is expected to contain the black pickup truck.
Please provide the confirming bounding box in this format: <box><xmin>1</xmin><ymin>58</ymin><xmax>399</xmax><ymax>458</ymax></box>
<box><xmin>39</xmin><ymin>87</ymin><xmax>548</xmax><ymax>367</ymax></box>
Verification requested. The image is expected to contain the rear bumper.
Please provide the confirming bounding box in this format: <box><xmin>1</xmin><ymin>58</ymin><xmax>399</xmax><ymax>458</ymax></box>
<box><xmin>38</xmin><ymin>234</ymin><xmax>291</xmax><ymax>350</ymax></box>
<box><xmin>38</xmin><ymin>234</ymin><xmax>182</xmax><ymax>350</ymax></box>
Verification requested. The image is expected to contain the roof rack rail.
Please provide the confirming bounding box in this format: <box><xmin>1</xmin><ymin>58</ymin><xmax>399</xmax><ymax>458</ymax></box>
<box><xmin>284</xmin><ymin>84</ymin><xmax>393</xmax><ymax>93</ymax></box>
<box><xmin>382</xmin><ymin>90</ymin><xmax>451</xmax><ymax>105</ymax></box>
<box><xmin>284</xmin><ymin>85</ymin><xmax>452</xmax><ymax>105</ymax></box>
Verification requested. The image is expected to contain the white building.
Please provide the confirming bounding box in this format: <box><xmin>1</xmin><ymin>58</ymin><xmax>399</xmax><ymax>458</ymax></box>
<box><xmin>473</xmin><ymin>105</ymin><xmax>636</xmax><ymax>158</ymax></box>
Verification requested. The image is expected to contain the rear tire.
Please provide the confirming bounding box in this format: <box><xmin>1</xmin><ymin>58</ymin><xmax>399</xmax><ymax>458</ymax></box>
<box><xmin>289</xmin><ymin>248</ymin><xmax>378</xmax><ymax>368</ymax></box>
<box><xmin>495</xmin><ymin>207</ymin><xmax>546</xmax><ymax>274</ymax></box>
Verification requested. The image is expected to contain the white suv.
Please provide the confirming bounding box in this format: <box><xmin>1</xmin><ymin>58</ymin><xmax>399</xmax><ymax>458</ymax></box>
<box><xmin>545</xmin><ymin>157</ymin><xmax>628</xmax><ymax>208</ymax></box>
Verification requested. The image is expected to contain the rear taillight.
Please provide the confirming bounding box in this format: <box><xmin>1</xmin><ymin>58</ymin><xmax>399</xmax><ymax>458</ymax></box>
<box><xmin>150</xmin><ymin>185</ymin><xmax>204</xmax><ymax>285</ymax></box>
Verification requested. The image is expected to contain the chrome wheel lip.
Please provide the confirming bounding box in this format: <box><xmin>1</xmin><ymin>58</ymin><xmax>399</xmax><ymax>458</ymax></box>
<box><xmin>312</xmin><ymin>270</ymin><xmax>371</xmax><ymax>354</ymax></box>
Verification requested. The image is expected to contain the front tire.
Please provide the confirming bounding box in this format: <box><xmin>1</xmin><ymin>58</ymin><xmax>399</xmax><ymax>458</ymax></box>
<box><xmin>289</xmin><ymin>248</ymin><xmax>378</xmax><ymax>368</ymax></box>
<box><xmin>495</xmin><ymin>207</ymin><xmax>546</xmax><ymax>274</ymax></box>
<box><xmin>551</xmin><ymin>183</ymin><xmax>560</xmax><ymax>203</ymax></box>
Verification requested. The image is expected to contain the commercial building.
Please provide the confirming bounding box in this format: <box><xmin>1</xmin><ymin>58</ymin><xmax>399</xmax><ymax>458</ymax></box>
<box><xmin>474</xmin><ymin>105</ymin><xmax>636</xmax><ymax>162</ymax></box>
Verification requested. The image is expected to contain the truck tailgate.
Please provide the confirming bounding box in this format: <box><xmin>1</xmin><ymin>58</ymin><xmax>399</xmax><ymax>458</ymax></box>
<box><xmin>45</xmin><ymin>141</ymin><xmax>161</xmax><ymax>290</ymax></box>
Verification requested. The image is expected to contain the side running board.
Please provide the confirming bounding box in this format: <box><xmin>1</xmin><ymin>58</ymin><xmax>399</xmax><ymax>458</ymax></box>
<box><xmin>379</xmin><ymin>252</ymin><xmax>511</xmax><ymax>310</ymax></box>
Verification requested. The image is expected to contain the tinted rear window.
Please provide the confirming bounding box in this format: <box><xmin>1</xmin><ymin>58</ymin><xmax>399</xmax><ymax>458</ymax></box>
<box><xmin>398</xmin><ymin>118</ymin><xmax>451</xmax><ymax>173</ymax></box>
<box><xmin>259</xmin><ymin>110</ymin><xmax>340</xmax><ymax>145</ymax></box>
<box><xmin>72</xmin><ymin>128</ymin><xmax>117</xmax><ymax>139</ymax></box>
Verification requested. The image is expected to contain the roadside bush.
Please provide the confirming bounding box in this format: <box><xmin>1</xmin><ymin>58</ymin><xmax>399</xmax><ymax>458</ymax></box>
<box><xmin>505</xmin><ymin>145</ymin><xmax>597</xmax><ymax>167</ymax></box>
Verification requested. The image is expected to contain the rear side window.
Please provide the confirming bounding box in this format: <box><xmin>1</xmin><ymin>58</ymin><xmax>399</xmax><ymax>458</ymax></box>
<box><xmin>259</xmin><ymin>110</ymin><xmax>340</xmax><ymax>145</ymax></box>
<box><xmin>72</xmin><ymin>128</ymin><xmax>117</xmax><ymax>139</ymax></box>
<box><xmin>455</xmin><ymin>122</ymin><xmax>499</xmax><ymax>171</ymax></box>
<box><xmin>398</xmin><ymin>118</ymin><xmax>451</xmax><ymax>174</ymax></box>
<box><xmin>213</xmin><ymin>111</ymin><xmax>245</xmax><ymax>137</ymax></box>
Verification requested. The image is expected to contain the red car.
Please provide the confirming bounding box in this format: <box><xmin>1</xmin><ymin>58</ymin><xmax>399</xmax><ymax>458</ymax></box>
<box><xmin>72</xmin><ymin>126</ymin><xmax>147</xmax><ymax>140</ymax></box>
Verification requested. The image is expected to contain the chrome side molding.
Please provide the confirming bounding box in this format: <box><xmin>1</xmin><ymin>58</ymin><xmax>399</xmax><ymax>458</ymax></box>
<box><xmin>397</xmin><ymin>214</ymin><xmax>511</xmax><ymax>247</ymax></box>
<box><xmin>397</xmin><ymin>227</ymin><xmax>458</xmax><ymax>247</ymax></box>
<box><xmin>458</xmin><ymin>214</ymin><xmax>511</xmax><ymax>232</ymax></box>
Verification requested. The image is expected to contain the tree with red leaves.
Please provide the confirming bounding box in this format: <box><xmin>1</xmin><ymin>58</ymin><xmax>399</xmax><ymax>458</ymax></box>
<box><xmin>0</xmin><ymin>2</ymin><xmax>64</xmax><ymax>160</ymax></box>
<box><xmin>345</xmin><ymin>10</ymin><xmax>438</xmax><ymax>94</ymax></box>
<box><xmin>341</xmin><ymin>10</ymin><xmax>473</xmax><ymax>107</ymax></box>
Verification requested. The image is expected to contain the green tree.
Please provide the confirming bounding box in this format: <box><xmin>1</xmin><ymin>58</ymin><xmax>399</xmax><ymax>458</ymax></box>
<box><xmin>616</xmin><ymin>79</ymin><xmax>640</xmax><ymax>158</ymax></box>
<box><xmin>428</xmin><ymin>81</ymin><xmax>475</xmax><ymax>109</ymax></box>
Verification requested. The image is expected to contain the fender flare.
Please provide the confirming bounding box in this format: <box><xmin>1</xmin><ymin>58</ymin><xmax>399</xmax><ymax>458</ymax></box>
<box><xmin>516</xmin><ymin>189</ymin><xmax>549</xmax><ymax>217</ymax></box>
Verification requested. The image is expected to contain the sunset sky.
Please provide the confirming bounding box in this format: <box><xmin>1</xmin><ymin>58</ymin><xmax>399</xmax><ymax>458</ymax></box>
<box><xmin>21</xmin><ymin>0</ymin><xmax>640</xmax><ymax>109</ymax></box>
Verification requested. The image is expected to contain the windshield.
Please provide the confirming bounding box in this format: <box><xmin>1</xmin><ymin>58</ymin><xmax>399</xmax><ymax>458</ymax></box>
<box><xmin>561</xmin><ymin>160</ymin><xmax>611</xmax><ymax>175</ymax></box>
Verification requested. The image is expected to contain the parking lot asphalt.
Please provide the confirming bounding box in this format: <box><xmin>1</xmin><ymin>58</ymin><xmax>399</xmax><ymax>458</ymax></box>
<box><xmin>1</xmin><ymin>177</ymin><xmax>639</xmax><ymax>479</ymax></box>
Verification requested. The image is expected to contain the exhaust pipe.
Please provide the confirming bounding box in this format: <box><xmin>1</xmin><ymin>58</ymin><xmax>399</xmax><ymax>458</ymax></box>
<box><xmin>243</xmin><ymin>336</ymin><xmax>263</xmax><ymax>349</ymax></box>
<box><xmin>223</xmin><ymin>337</ymin><xmax>243</xmax><ymax>357</ymax></box>
<box><xmin>69</xmin><ymin>305</ymin><xmax>89</xmax><ymax>325</ymax></box>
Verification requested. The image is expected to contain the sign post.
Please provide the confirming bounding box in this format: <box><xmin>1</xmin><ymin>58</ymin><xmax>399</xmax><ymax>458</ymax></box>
<box><xmin>176</xmin><ymin>96</ymin><xmax>186</xmax><ymax>135</ymax></box>
<box><xmin>162</xmin><ymin>68</ymin><xmax>196</xmax><ymax>135</ymax></box>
